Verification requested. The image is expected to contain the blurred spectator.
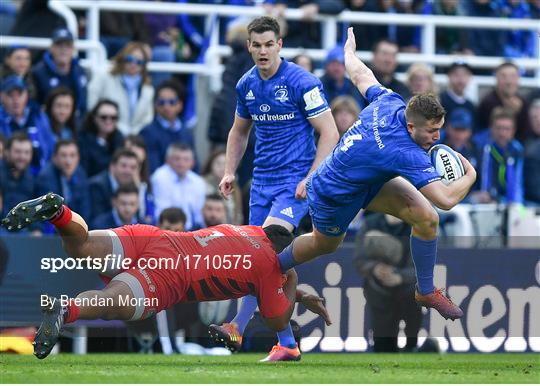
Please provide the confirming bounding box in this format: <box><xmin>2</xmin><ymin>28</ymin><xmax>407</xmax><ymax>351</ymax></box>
<box><xmin>89</xmin><ymin>148</ymin><xmax>139</xmax><ymax>221</ymax></box>
<box><xmin>98</xmin><ymin>10</ymin><xmax>149</xmax><ymax>58</ymax></box>
<box><xmin>202</xmin><ymin>150</ymin><xmax>243</xmax><ymax>225</ymax></box>
<box><xmin>292</xmin><ymin>53</ymin><xmax>314</xmax><ymax>73</ymax></box>
<box><xmin>9</xmin><ymin>0</ymin><xmax>67</xmax><ymax>61</ymax></box>
<box><xmin>158</xmin><ymin>207</ymin><xmax>187</xmax><ymax>232</ymax></box>
<box><xmin>330</xmin><ymin>95</ymin><xmax>361</xmax><ymax>137</ymax></box>
<box><xmin>140</xmin><ymin>80</ymin><xmax>194</xmax><ymax>174</ymax></box>
<box><xmin>439</xmin><ymin>62</ymin><xmax>475</xmax><ymax>128</ymax></box>
<box><xmin>0</xmin><ymin>133</ymin><xmax>34</xmax><ymax>226</ymax></box>
<box><xmin>44</xmin><ymin>87</ymin><xmax>76</xmax><ymax>140</ymax></box>
<box><xmin>0</xmin><ymin>133</ymin><xmax>4</xmax><ymax>160</ymax></box>
<box><xmin>346</xmin><ymin>0</ymin><xmax>373</xmax><ymax>50</ymax></box>
<box><xmin>202</xmin><ymin>194</ymin><xmax>227</xmax><ymax>227</ymax></box>
<box><xmin>151</xmin><ymin>142</ymin><xmax>205</xmax><ymax>230</ymax></box>
<box><xmin>78</xmin><ymin>99</ymin><xmax>125</xmax><ymax>178</ymax></box>
<box><xmin>406</xmin><ymin>63</ymin><xmax>436</xmax><ymax>96</ymax></box>
<box><xmin>207</xmin><ymin>24</ymin><xmax>255</xmax><ymax>187</ymax></box>
<box><xmin>466</xmin><ymin>0</ymin><xmax>505</xmax><ymax>56</ymax></box>
<box><xmin>354</xmin><ymin>212</ymin><xmax>422</xmax><ymax>353</ymax></box>
<box><xmin>475</xmin><ymin>107</ymin><xmax>524</xmax><ymax>204</ymax></box>
<box><xmin>124</xmin><ymin>135</ymin><xmax>155</xmax><ymax>224</ymax></box>
<box><xmin>88</xmin><ymin>42</ymin><xmax>154</xmax><ymax>136</ymax></box>
<box><xmin>0</xmin><ymin>46</ymin><xmax>37</xmax><ymax>101</ymax></box>
<box><xmin>501</xmin><ymin>0</ymin><xmax>536</xmax><ymax>58</ymax></box>
<box><xmin>352</xmin><ymin>0</ymin><xmax>421</xmax><ymax>52</ymax></box>
<box><xmin>428</xmin><ymin>0</ymin><xmax>470</xmax><ymax>54</ymax></box>
<box><xmin>91</xmin><ymin>183</ymin><xmax>144</xmax><ymax>229</ymax></box>
<box><xmin>523</xmin><ymin>99</ymin><xmax>540</xmax><ymax>204</ymax></box>
<box><xmin>35</xmin><ymin>140</ymin><xmax>90</xmax><ymax>222</ymax></box>
<box><xmin>442</xmin><ymin>108</ymin><xmax>479</xmax><ymax>171</ymax></box>
<box><xmin>320</xmin><ymin>46</ymin><xmax>364</xmax><ymax>108</ymax></box>
<box><xmin>477</xmin><ymin>62</ymin><xmax>530</xmax><ymax>140</ymax></box>
<box><xmin>0</xmin><ymin>0</ymin><xmax>17</xmax><ymax>36</ymax></box>
<box><xmin>530</xmin><ymin>0</ymin><xmax>540</xmax><ymax>18</ymax></box>
<box><xmin>32</xmin><ymin>28</ymin><xmax>88</xmax><ymax>119</ymax></box>
<box><xmin>275</xmin><ymin>0</ymin><xmax>346</xmax><ymax>48</ymax></box>
<box><xmin>370</xmin><ymin>39</ymin><xmax>411</xmax><ymax>101</ymax></box>
<box><xmin>144</xmin><ymin>1</ymin><xmax>182</xmax><ymax>87</ymax></box>
<box><xmin>0</xmin><ymin>75</ymin><xmax>55</xmax><ymax>175</ymax></box>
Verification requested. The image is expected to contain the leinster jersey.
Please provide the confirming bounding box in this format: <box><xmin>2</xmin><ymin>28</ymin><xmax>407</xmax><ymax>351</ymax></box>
<box><xmin>236</xmin><ymin>59</ymin><xmax>330</xmax><ymax>185</ymax></box>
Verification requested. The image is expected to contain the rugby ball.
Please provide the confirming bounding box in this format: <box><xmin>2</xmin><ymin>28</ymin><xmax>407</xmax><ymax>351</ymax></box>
<box><xmin>428</xmin><ymin>144</ymin><xmax>464</xmax><ymax>185</ymax></box>
<box><xmin>198</xmin><ymin>300</ymin><xmax>231</xmax><ymax>325</ymax></box>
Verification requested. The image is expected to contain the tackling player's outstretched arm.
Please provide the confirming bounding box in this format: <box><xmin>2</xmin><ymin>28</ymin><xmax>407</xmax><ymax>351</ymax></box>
<box><xmin>219</xmin><ymin>115</ymin><xmax>252</xmax><ymax>198</ymax></box>
<box><xmin>420</xmin><ymin>153</ymin><xmax>477</xmax><ymax>210</ymax></box>
<box><xmin>344</xmin><ymin>27</ymin><xmax>379</xmax><ymax>98</ymax></box>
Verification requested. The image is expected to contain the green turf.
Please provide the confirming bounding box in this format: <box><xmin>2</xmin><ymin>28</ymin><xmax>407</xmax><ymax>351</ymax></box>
<box><xmin>0</xmin><ymin>353</ymin><xmax>538</xmax><ymax>383</ymax></box>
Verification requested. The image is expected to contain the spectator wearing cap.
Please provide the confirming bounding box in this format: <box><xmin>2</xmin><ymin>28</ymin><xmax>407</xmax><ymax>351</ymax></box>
<box><xmin>0</xmin><ymin>46</ymin><xmax>37</xmax><ymax>101</ymax></box>
<box><xmin>473</xmin><ymin>107</ymin><xmax>524</xmax><ymax>204</ymax></box>
<box><xmin>0</xmin><ymin>76</ymin><xmax>55</xmax><ymax>175</ymax></box>
<box><xmin>32</xmin><ymin>28</ymin><xmax>88</xmax><ymax>119</ymax></box>
<box><xmin>369</xmin><ymin>39</ymin><xmax>411</xmax><ymax>101</ymax></box>
<box><xmin>320</xmin><ymin>46</ymin><xmax>365</xmax><ymax>108</ymax></box>
<box><xmin>443</xmin><ymin>108</ymin><xmax>479</xmax><ymax>172</ymax></box>
<box><xmin>87</xmin><ymin>42</ymin><xmax>154</xmax><ymax>136</ymax></box>
<box><xmin>439</xmin><ymin>62</ymin><xmax>475</xmax><ymax>129</ymax></box>
<box><xmin>140</xmin><ymin>80</ymin><xmax>195</xmax><ymax>174</ymax></box>
<box><xmin>477</xmin><ymin>62</ymin><xmax>530</xmax><ymax>141</ymax></box>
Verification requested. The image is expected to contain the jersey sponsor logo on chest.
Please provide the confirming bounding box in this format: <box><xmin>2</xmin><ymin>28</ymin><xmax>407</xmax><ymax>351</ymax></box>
<box><xmin>251</xmin><ymin>112</ymin><xmax>295</xmax><ymax>121</ymax></box>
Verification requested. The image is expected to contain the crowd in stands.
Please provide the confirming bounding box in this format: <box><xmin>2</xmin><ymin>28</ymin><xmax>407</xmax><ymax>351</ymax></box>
<box><xmin>0</xmin><ymin>0</ymin><xmax>539</xmax><ymax>238</ymax></box>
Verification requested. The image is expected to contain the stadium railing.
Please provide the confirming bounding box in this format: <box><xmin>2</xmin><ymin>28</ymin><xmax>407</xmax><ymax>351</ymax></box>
<box><xmin>2</xmin><ymin>1</ymin><xmax>538</xmax><ymax>89</ymax></box>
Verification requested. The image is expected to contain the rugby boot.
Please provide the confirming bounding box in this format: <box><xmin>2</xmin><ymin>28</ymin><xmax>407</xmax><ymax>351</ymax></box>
<box><xmin>208</xmin><ymin>323</ymin><xmax>243</xmax><ymax>352</ymax></box>
<box><xmin>259</xmin><ymin>344</ymin><xmax>301</xmax><ymax>362</ymax></box>
<box><xmin>1</xmin><ymin>193</ymin><xmax>64</xmax><ymax>231</ymax></box>
<box><xmin>34</xmin><ymin>296</ymin><xmax>65</xmax><ymax>359</ymax></box>
<box><xmin>415</xmin><ymin>287</ymin><xmax>464</xmax><ymax>320</ymax></box>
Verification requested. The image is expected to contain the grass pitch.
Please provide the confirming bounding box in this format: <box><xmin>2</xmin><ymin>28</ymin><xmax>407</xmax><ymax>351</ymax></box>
<box><xmin>1</xmin><ymin>353</ymin><xmax>538</xmax><ymax>383</ymax></box>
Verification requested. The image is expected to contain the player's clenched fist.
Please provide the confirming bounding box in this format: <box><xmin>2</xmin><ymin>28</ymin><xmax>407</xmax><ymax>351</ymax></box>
<box><xmin>219</xmin><ymin>173</ymin><xmax>236</xmax><ymax>199</ymax></box>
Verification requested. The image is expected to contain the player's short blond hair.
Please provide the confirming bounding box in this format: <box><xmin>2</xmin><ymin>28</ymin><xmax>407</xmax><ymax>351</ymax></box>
<box><xmin>405</xmin><ymin>93</ymin><xmax>446</xmax><ymax>126</ymax></box>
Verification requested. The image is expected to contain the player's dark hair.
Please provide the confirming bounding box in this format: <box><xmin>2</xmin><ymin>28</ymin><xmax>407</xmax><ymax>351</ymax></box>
<box><xmin>113</xmin><ymin>183</ymin><xmax>139</xmax><ymax>198</ymax></box>
<box><xmin>405</xmin><ymin>94</ymin><xmax>446</xmax><ymax>125</ymax></box>
<box><xmin>490</xmin><ymin>106</ymin><xmax>516</xmax><ymax>127</ymax></box>
<box><xmin>111</xmin><ymin>148</ymin><xmax>139</xmax><ymax>165</ymax></box>
<box><xmin>159</xmin><ymin>207</ymin><xmax>187</xmax><ymax>225</ymax></box>
<box><xmin>53</xmin><ymin>139</ymin><xmax>78</xmax><ymax>155</ymax></box>
<box><xmin>247</xmin><ymin>16</ymin><xmax>280</xmax><ymax>38</ymax></box>
<box><xmin>263</xmin><ymin>225</ymin><xmax>294</xmax><ymax>254</ymax></box>
<box><xmin>6</xmin><ymin>132</ymin><xmax>31</xmax><ymax>150</ymax></box>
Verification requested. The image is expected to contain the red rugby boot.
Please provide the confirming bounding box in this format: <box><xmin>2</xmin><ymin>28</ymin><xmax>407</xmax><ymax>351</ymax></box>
<box><xmin>415</xmin><ymin>287</ymin><xmax>463</xmax><ymax>320</ymax></box>
<box><xmin>259</xmin><ymin>344</ymin><xmax>301</xmax><ymax>362</ymax></box>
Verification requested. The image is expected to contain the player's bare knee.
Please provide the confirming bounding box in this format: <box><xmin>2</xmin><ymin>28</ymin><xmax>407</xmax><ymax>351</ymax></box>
<box><xmin>412</xmin><ymin>207</ymin><xmax>439</xmax><ymax>237</ymax></box>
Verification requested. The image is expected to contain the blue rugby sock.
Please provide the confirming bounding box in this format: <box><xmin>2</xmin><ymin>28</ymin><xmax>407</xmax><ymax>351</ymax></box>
<box><xmin>410</xmin><ymin>235</ymin><xmax>437</xmax><ymax>295</ymax></box>
<box><xmin>277</xmin><ymin>243</ymin><xmax>298</xmax><ymax>273</ymax></box>
<box><xmin>277</xmin><ymin>324</ymin><xmax>297</xmax><ymax>348</ymax></box>
<box><xmin>231</xmin><ymin>295</ymin><xmax>258</xmax><ymax>334</ymax></box>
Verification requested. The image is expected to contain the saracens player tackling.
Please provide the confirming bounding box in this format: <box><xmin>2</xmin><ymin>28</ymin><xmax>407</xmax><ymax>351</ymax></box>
<box><xmin>1</xmin><ymin>193</ymin><xmax>331</xmax><ymax>360</ymax></box>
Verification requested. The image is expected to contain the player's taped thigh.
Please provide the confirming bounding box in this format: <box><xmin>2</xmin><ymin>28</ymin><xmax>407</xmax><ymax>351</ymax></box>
<box><xmin>111</xmin><ymin>272</ymin><xmax>147</xmax><ymax>321</ymax></box>
<box><xmin>100</xmin><ymin>229</ymin><xmax>125</xmax><ymax>278</ymax></box>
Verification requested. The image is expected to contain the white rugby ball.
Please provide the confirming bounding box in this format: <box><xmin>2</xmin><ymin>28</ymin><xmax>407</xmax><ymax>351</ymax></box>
<box><xmin>428</xmin><ymin>144</ymin><xmax>464</xmax><ymax>185</ymax></box>
<box><xmin>198</xmin><ymin>300</ymin><xmax>231</xmax><ymax>325</ymax></box>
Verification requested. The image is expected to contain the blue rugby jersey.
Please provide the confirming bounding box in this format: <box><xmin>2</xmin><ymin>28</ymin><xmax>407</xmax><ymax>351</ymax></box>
<box><xmin>310</xmin><ymin>85</ymin><xmax>441</xmax><ymax>199</ymax></box>
<box><xmin>235</xmin><ymin>59</ymin><xmax>330</xmax><ymax>185</ymax></box>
